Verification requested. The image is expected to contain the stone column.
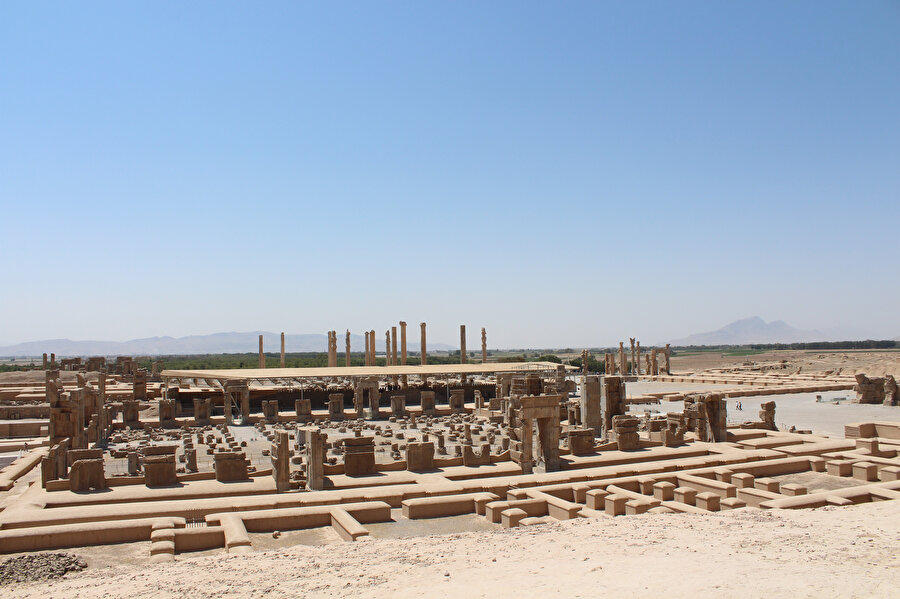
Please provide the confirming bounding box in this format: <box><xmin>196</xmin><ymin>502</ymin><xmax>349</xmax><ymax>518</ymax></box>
<box><xmin>391</xmin><ymin>326</ymin><xmax>398</xmax><ymax>363</ymax></box>
<box><xmin>420</xmin><ymin>322</ymin><xmax>427</xmax><ymax>365</ymax></box>
<box><xmin>635</xmin><ymin>341</ymin><xmax>642</xmax><ymax>375</ymax></box>
<box><xmin>258</xmin><ymin>335</ymin><xmax>265</xmax><ymax>368</ymax></box>
<box><xmin>280</xmin><ymin>332</ymin><xmax>285</xmax><ymax>368</ymax></box>
<box><xmin>385</xmin><ymin>331</ymin><xmax>391</xmax><ymax>366</ymax></box>
<box><xmin>97</xmin><ymin>370</ymin><xmax>106</xmax><ymax>407</ymax></box>
<box><xmin>345</xmin><ymin>330</ymin><xmax>351</xmax><ymax>367</ymax></box>
<box><xmin>325</xmin><ymin>331</ymin><xmax>332</xmax><ymax>367</ymax></box>
<box><xmin>650</xmin><ymin>348</ymin><xmax>658</xmax><ymax>376</ymax></box>
<box><xmin>303</xmin><ymin>428</ymin><xmax>325</xmax><ymax>491</ymax></box>
<box><xmin>481</xmin><ymin>328</ymin><xmax>487</xmax><ymax>363</ymax></box>
<box><xmin>581</xmin><ymin>349</ymin><xmax>589</xmax><ymax>375</ymax></box>
<box><xmin>272</xmin><ymin>430</ymin><xmax>291</xmax><ymax>493</ymax></box>
<box><xmin>333</xmin><ymin>331</ymin><xmax>338</xmax><ymax>367</ymax></box>
<box><xmin>133</xmin><ymin>368</ymin><xmax>148</xmax><ymax>401</ymax></box>
<box><xmin>400</xmin><ymin>321</ymin><xmax>408</xmax><ymax>389</ymax></box>
<box><xmin>50</xmin><ymin>353</ymin><xmax>56</xmax><ymax>369</ymax></box>
<box><xmin>43</xmin><ymin>353</ymin><xmax>48</xmax><ymax>370</ymax></box>
<box><xmin>364</xmin><ymin>331</ymin><xmax>370</xmax><ymax>365</ymax></box>
<box><xmin>629</xmin><ymin>338</ymin><xmax>635</xmax><ymax>375</ymax></box>
<box><xmin>332</xmin><ymin>331</ymin><xmax>338</xmax><ymax>367</ymax></box>
<box><xmin>665</xmin><ymin>344</ymin><xmax>671</xmax><ymax>374</ymax></box>
<box><xmin>619</xmin><ymin>342</ymin><xmax>626</xmax><ymax>375</ymax></box>
<box><xmin>369</xmin><ymin>330</ymin><xmax>375</xmax><ymax>365</ymax></box>
<box><xmin>460</xmin><ymin>325</ymin><xmax>467</xmax><ymax>364</ymax></box>
<box><xmin>390</xmin><ymin>327</ymin><xmax>399</xmax><ymax>386</ymax></box>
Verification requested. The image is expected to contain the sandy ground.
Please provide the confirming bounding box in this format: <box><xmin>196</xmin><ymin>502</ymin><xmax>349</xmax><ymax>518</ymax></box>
<box><xmin>626</xmin><ymin>382</ymin><xmax>896</xmax><ymax>438</ymax></box>
<box><xmin>4</xmin><ymin>501</ymin><xmax>898</xmax><ymax>599</ymax></box>
<box><xmin>671</xmin><ymin>349</ymin><xmax>900</xmax><ymax>378</ymax></box>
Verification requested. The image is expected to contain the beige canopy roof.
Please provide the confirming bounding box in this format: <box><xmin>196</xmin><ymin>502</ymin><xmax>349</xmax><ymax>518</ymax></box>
<box><xmin>161</xmin><ymin>361</ymin><xmax>573</xmax><ymax>381</ymax></box>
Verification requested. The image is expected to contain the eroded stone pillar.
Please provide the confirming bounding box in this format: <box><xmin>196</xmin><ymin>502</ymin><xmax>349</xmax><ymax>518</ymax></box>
<box><xmin>665</xmin><ymin>344</ymin><xmax>671</xmax><ymax>374</ymax></box>
<box><xmin>258</xmin><ymin>335</ymin><xmax>265</xmax><ymax>368</ymax></box>
<box><xmin>420</xmin><ymin>390</ymin><xmax>436</xmax><ymax>416</ymax></box>
<box><xmin>460</xmin><ymin>325</ymin><xmax>467</xmax><ymax>364</ymax></box>
<box><xmin>619</xmin><ymin>342</ymin><xmax>626</xmax><ymax>375</ymax></box>
<box><xmin>295</xmin><ymin>397</ymin><xmax>311</xmax><ymax>421</ymax></box>
<box><xmin>328</xmin><ymin>393</ymin><xmax>344</xmax><ymax>420</ymax></box>
<box><xmin>364</xmin><ymin>331</ymin><xmax>371</xmax><ymax>366</ymax></box>
<box><xmin>481</xmin><ymin>328</ymin><xmax>487</xmax><ymax>363</ymax></box>
<box><xmin>420</xmin><ymin>322</ymin><xmax>427</xmax><ymax>365</ymax></box>
<box><xmin>280</xmin><ymin>332</ymin><xmax>285</xmax><ymax>368</ymax></box>
<box><xmin>271</xmin><ymin>430</ymin><xmax>291</xmax><ymax>493</ymax></box>
<box><xmin>629</xmin><ymin>338</ymin><xmax>636</xmax><ymax>375</ymax></box>
<box><xmin>303</xmin><ymin>428</ymin><xmax>325</xmax><ymax>490</ymax></box>
<box><xmin>581</xmin><ymin>376</ymin><xmax>602</xmax><ymax>435</ymax></box>
<box><xmin>391</xmin><ymin>326</ymin><xmax>398</xmax><ymax>385</ymax></box>
<box><xmin>345</xmin><ymin>330</ymin><xmax>351</xmax><ymax>367</ymax></box>
<box><xmin>635</xmin><ymin>341</ymin><xmax>642</xmax><ymax>375</ymax></box>
<box><xmin>400</xmin><ymin>321</ymin><xmax>408</xmax><ymax>389</ymax></box>
<box><xmin>133</xmin><ymin>368</ymin><xmax>148</xmax><ymax>401</ymax></box>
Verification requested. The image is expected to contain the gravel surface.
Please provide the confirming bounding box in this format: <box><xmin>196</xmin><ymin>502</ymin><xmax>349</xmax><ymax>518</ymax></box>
<box><xmin>0</xmin><ymin>552</ymin><xmax>87</xmax><ymax>585</ymax></box>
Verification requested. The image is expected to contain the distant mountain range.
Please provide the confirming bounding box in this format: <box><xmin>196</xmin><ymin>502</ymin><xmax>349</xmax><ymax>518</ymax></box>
<box><xmin>0</xmin><ymin>331</ymin><xmax>454</xmax><ymax>358</ymax></box>
<box><xmin>668</xmin><ymin>316</ymin><xmax>889</xmax><ymax>346</ymax></box>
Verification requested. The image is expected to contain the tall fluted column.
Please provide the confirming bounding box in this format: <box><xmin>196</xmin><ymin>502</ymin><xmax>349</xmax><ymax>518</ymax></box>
<box><xmin>481</xmin><ymin>328</ymin><xmax>487</xmax><ymax>363</ymax></box>
<box><xmin>390</xmin><ymin>326</ymin><xmax>399</xmax><ymax>385</ymax></box>
<box><xmin>460</xmin><ymin>325</ymin><xmax>467</xmax><ymax>364</ymax></box>
<box><xmin>618</xmin><ymin>342</ymin><xmax>625</xmax><ymax>375</ymax></box>
<box><xmin>636</xmin><ymin>341</ymin><xmax>642</xmax><ymax>375</ymax></box>
<box><xmin>370</xmin><ymin>330</ymin><xmax>376</xmax><ymax>365</ymax></box>
<box><xmin>258</xmin><ymin>334</ymin><xmax>265</xmax><ymax>368</ymax></box>
<box><xmin>420</xmin><ymin>322</ymin><xmax>427</xmax><ymax>365</ymax></box>
<box><xmin>280</xmin><ymin>332</ymin><xmax>285</xmax><ymax>368</ymax></box>
<box><xmin>400</xmin><ymin>321</ymin><xmax>408</xmax><ymax>389</ymax></box>
<box><xmin>664</xmin><ymin>344</ymin><xmax>671</xmax><ymax>375</ymax></box>
<box><xmin>345</xmin><ymin>330</ymin><xmax>351</xmax><ymax>367</ymax></box>
<box><xmin>629</xmin><ymin>338</ymin><xmax>636</xmax><ymax>375</ymax></box>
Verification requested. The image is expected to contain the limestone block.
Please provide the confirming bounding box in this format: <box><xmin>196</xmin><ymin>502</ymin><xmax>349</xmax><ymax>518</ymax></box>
<box><xmin>502</xmin><ymin>507</ymin><xmax>528</xmax><ymax>528</ymax></box>
<box><xmin>731</xmin><ymin>473</ymin><xmax>755</xmax><ymax>489</ymax></box>
<box><xmin>674</xmin><ymin>487</ymin><xmax>697</xmax><ymax>506</ymax></box>
<box><xmin>826</xmin><ymin>460</ymin><xmax>853</xmax><ymax>477</ymax></box>
<box><xmin>604</xmin><ymin>493</ymin><xmax>628</xmax><ymax>516</ymax></box>
<box><xmin>625</xmin><ymin>499</ymin><xmax>653</xmax><ymax>515</ymax></box>
<box><xmin>69</xmin><ymin>458</ymin><xmax>107</xmax><ymax>491</ymax></box>
<box><xmin>214</xmin><ymin>451</ymin><xmax>249</xmax><ymax>482</ymax></box>
<box><xmin>142</xmin><ymin>454</ymin><xmax>177</xmax><ymax>487</ymax></box>
<box><xmin>406</xmin><ymin>442</ymin><xmax>435</xmax><ymax>472</ymax></box>
<box><xmin>780</xmin><ymin>483</ymin><xmax>807</xmax><ymax>496</ymax></box>
<box><xmin>585</xmin><ymin>489</ymin><xmax>609</xmax><ymax>510</ymax></box>
<box><xmin>879</xmin><ymin>466</ymin><xmax>900</xmax><ymax>481</ymax></box>
<box><xmin>754</xmin><ymin>478</ymin><xmax>780</xmax><ymax>493</ymax></box>
<box><xmin>652</xmin><ymin>481</ymin><xmax>675</xmax><ymax>501</ymax></box>
<box><xmin>852</xmin><ymin>461</ymin><xmax>878</xmax><ymax>482</ymax></box>
<box><xmin>343</xmin><ymin>437</ymin><xmax>376</xmax><ymax>476</ymax></box>
<box><xmin>719</xmin><ymin>497</ymin><xmax>746</xmax><ymax>510</ymax></box>
<box><xmin>695</xmin><ymin>492</ymin><xmax>720</xmax><ymax>512</ymax></box>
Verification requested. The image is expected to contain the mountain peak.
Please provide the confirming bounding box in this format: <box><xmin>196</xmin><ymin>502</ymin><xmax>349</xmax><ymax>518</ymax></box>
<box><xmin>670</xmin><ymin>317</ymin><xmax>825</xmax><ymax>346</ymax></box>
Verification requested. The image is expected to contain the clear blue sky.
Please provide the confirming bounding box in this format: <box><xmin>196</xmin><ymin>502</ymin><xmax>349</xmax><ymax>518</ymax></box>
<box><xmin>1</xmin><ymin>1</ymin><xmax>898</xmax><ymax>348</ymax></box>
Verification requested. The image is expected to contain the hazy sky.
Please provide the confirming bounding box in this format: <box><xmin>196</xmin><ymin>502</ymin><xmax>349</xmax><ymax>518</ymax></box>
<box><xmin>1</xmin><ymin>2</ymin><xmax>898</xmax><ymax>348</ymax></box>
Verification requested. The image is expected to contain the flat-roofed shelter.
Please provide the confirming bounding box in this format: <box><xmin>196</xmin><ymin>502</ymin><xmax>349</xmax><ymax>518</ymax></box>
<box><xmin>161</xmin><ymin>361</ymin><xmax>574</xmax><ymax>383</ymax></box>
